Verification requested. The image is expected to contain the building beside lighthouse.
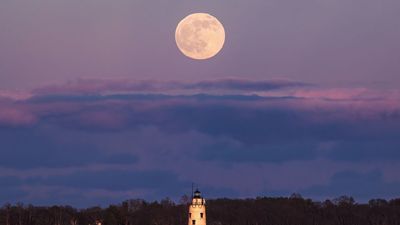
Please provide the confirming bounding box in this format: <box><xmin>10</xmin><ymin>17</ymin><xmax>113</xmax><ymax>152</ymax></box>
<box><xmin>188</xmin><ymin>189</ymin><xmax>206</xmax><ymax>225</ymax></box>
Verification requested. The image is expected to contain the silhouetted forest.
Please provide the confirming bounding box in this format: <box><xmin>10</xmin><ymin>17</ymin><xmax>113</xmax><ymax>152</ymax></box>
<box><xmin>1</xmin><ymin>195</ymin><xmax>400</xmax><ymax>225</ymax></box>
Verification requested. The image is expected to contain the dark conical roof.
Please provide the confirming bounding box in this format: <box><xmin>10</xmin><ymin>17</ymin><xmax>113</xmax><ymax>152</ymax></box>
<box><xmin>194</xmin><ymin>189</ymin><xmax>202</xmax><ymax>198</ymax></box>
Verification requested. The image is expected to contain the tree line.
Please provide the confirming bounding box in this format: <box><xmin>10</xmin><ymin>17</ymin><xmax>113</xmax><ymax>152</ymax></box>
<box><xmin>1</xmin><ymin>195</ymin><xmax>400</xmax><ymax>225</ymax></box>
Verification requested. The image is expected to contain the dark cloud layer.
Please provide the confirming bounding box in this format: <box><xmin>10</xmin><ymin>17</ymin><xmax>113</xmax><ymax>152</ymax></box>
<box><xmin>0</xmin><ymin>170</ymin><xmax>188</xmax><ymax>206</ymax></box>
<box><xmin>199</xmin><ymin>141</ymin><xmax>318</xmax><ymax>163</ymax></box>
<box><xmin>1</xmin><ymin>80</ymin><xmax>400</xmax><ymax>205</ymax></box>
<box><xmin>0</xmin><ymin>127</ymin><xmax>138</xmax><ymax>169</ymax></box>
<box><xmin>43</xmin><ymin>170</ymin><xmax>186</xmax><ymax>191</ymax></box>
<box><xmin>303</xmin><ymin>170</ymin><xmax>400</xmax><ymax>201</ymax></box>
<box><xmin>33</xmin><ymin>78</ymin><xmax>308</xmax><ymax>95</ymax></box>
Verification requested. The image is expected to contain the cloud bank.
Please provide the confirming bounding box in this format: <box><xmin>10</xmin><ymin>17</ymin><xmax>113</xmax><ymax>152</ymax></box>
<box><xmin>1</xmin><ymin>78</ymin><xmax>400</xmax><ymax>206</ymax></box>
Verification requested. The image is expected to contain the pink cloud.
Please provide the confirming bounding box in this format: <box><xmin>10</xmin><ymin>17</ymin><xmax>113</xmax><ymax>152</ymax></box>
<box><xmin>0</xmin><ymin>90</ymin><xmax>32</xmax><ymax>101</ymax></box>
<box><xmin>291</xmin><ymin>88</ymin><xmax>370</xmax><ymax>100</ymax></box>
<box><xmin>0</xmin><ymin>102</ymin><xmax>36</xmax><ymax>126</ymax></box>
<box><xmin>1</xmin><ymin>78</ymin><xmax>400</xmax><ymax>128</ymax></box>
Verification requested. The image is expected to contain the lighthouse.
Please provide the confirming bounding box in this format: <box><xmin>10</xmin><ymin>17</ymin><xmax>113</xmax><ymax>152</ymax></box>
<box><xmin>188</xmin><ymin>189</ymin><xmax>206</xmax><ymax>225</ymax></box>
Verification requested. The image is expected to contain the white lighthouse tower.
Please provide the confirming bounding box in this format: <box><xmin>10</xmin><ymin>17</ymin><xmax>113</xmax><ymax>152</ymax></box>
<box><xmin>188</xmin><ymin>189</ymin><xmax>206</xmax><ymax>225</ymax></box>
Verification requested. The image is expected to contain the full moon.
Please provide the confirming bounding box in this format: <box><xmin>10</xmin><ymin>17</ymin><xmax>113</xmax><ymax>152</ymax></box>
<box><xmin>175</xmin><ymin>13</ymin><xmax>225</xmax><ymax>60</ymax></box>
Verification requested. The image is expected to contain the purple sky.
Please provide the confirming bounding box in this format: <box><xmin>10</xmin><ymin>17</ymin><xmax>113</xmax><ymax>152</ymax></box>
<box><xmin>1</xmin><ymin>0</ymin><xmax>400</xmax><ymax>89</ymax></box>
<box><xmin>0</xmin><ymin>0</ymin><xmax>400</xmax><ymax>206</ymax></box>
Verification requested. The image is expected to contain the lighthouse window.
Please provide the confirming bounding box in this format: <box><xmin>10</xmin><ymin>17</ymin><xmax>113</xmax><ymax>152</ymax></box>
<box><xmin>192</xmin><ymin>220</ymin><xmax>196</xmax><ymax>225</ymax></box>
<box><xmin>200</xmin><ymin>213</ymin><xmax>203</xmax><ymax>218</ymax></box>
